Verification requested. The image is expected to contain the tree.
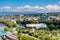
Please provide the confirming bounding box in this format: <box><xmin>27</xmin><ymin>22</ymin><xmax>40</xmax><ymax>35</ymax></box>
<box><xmin>48</xmin><ymin>24</ymin><xmax>55</xmax><ymax>31</ymax></box>
<box><xmin>44</xmin><ymin>36</ymin><xmax>52</xmax><ymax>40</ymax></box>
<box><xmin>4</xmin><ymin>27</ymin><xmax>10</xmax><ymax>31</ymax></box>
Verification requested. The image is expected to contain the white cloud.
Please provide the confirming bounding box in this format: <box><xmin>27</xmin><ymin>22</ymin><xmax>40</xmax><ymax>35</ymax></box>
<box><xmin>24</xmin><ymin>5</ymin><xmax>32</xmax><ymax>9</ymax></box>
<box><xmin>0</xmin><ymin>1</ymin><xmax>60</xmax><ymax>12</ymax></box>
<box><xmin>33</xmin><ymin>6</ymin><xmax>40</xmax><ymax>9</ymax></box>
<box><xmin>1</xmin><ymin>6</ymin><xmax>11</xmax><ymax>10</ymax></box>
<box><xmin>39</xmin><ymin>7</ymin><xmax>45</xmax><ymax>9</ymax></box>
<box><xmin>0</xmin><ymin>6</ymin><xmax>11</xmax><ymax>12</ymax></box>
<box><xmin>45</xmin><ymin>4</ymin><xmax>60</xmax><ymax>10</ymax></box>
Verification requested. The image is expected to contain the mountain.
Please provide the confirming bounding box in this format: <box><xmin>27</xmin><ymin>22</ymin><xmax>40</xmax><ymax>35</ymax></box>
<box><xmin>47</xmin><ymin>12</ymin><xmax>60</xmax><ymax>14</ymax></box>
<box><xmin>0</xmin><ymin>12</ymin><xmax>43</xmax><ymax>15</ymax></box>
<box><xmin>0</xmin><ymin>12</ymin><xmax>60</xmax><ymax>15</ymax></box>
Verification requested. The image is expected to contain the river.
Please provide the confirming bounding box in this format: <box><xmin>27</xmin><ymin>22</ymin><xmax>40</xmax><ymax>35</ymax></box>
<box><xmin>0</xmin><ymin>23</ymin><xmax>6</xmax><ymax>40</ymax></box>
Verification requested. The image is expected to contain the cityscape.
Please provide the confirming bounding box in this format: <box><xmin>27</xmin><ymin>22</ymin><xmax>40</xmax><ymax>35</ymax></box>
<box><xmin>0</xmin><ymin>0</ymin><xmax>60</xmax><ymax>40</ymax></box>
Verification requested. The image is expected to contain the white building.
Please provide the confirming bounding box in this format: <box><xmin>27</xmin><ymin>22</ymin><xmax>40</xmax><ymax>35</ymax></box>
<box><xmin>26</xmin><ymin>23</ymin><xmax>47</xmax><ymax>29</ymax></box>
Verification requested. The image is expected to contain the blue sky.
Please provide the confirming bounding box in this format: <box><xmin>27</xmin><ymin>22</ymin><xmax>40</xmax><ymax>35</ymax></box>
<box><xmin>0</xmin><ymin>0</ymin><xmax>60</xmax><ymax>12</ymax></box>
<box><xmin>0</xmin><ymin>0</ymin><xmax>59</xmax><ymax>6</ymax></box>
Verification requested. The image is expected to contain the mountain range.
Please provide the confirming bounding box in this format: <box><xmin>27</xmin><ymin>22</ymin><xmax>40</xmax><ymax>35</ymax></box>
<box><xmin>0</xmin><ymin>12</ymin><xmax>60</xmax><ymax>15</ymax></box>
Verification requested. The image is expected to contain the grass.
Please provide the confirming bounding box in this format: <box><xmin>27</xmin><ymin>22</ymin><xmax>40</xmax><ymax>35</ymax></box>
<box><xmin>52</xmin><ymin>37</ymin><xmax>60</xmax><ymax>40</ymax></box>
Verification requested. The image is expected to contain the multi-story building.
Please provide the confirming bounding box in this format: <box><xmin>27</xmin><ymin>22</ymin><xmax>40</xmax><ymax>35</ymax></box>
<box><xmin>19</xmin><ymin>14</ymin><xmax>25</xmax><ymax>21</ymax></box>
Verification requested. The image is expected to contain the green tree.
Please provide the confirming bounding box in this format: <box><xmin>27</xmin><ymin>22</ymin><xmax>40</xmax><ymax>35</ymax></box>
<box><xmin>48</xmin><ymin>24</ymin><xmax>55</xmax><ymax>31</ymax></box>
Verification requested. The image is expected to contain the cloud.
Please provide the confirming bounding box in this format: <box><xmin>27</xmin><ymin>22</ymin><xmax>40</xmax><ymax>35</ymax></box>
<box><xmin>39</xmin><ymin>7</ymin><xmax>45</xmax><ymax>9</ymax></box>
<box><xmin>33</xmin><ymin>6</ymin><xmax>40</xmax><ymax>9</ymax></box>
<box><xmin>0</xmin><ymin>6</ymin><xmax>11</xmax><ymax>12</ymax></box>
<box><xmin>45</xmin><ymin>4</ymin><xmax>60</xmax><ymax>10</ymax></box>
<box><xmin>17</xmin><ymin>5</ymin><xmax>46</xmax><ymax>12</ymax></box>
<box><xmin>17</xmin><ymin>4</ymin><xmax>60</xmax><ymax>12</ymax></box>
<box><xmin>1</xmin><ymin>6</ymin><xmax>11</xmax><ymax>10</ymax></box>
<box><xmin>0</xmin><ymin>1</ymin><xmax>60</xmax><ymax>12</ymax></box>
<box><xmin>24</xmin><ymin>5</ymin><xmax>32</xmax><ymax>9</ymax></box>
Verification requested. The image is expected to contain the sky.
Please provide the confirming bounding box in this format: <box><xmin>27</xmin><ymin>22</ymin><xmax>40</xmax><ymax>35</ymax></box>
<box><xmin>0</xmin><ymin>0</ymin><xmax>60</xmax><ymax>12</ymax></box>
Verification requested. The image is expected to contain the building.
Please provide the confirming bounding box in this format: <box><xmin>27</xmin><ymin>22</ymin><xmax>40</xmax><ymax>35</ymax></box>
<box><xmin>40</xmin><ymin>14</ymin><xmax>49</xmax><ymax>20</ymax></box>
<box><xmin>26</xmin><ymin>23</ymin><xmax>47</xmax><ymax>29</ymax></box>
<box><xmin>48</xmin><ymin>16</ymin><xmax>60</xmax><ymax>20</ymax></box>
<box><xmin>19</xmin><ymin>14</ymin><xmax>25</xmax><ymax>21</ymax></box>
